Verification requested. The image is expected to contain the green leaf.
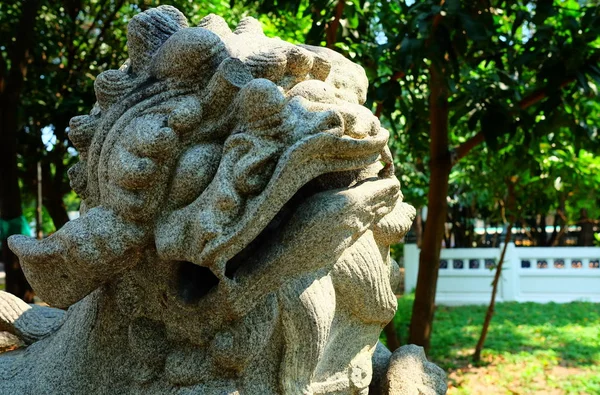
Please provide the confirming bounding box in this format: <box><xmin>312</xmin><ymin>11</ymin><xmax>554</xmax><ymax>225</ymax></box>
<box><xmin>511</xmin><ymin>10</ymin><xmax>528</xmax><ymax>38</ymax></box>
<box><xmin>459</xmin><ymin>12</ymin><xmax>489</xmax><ymax>41</ymax></box>
<box><xmin>481</xmin><ymin>105</ymin><xmax>512</xmax><ymax>151</ymax></box>
<box><xmin>586</xmin><ymin>65</ymin><xmax>600</xmax><ymax>86</ymax></box>
<box><xmin>450</xmin><ymin>99</ymin><xmax>472</xmax><ymax>125</ymax></box>
<box><xmin>532</xmin><ymin>0</ymin><xmax>555</xmax><ymax>25</ymax></box>
<box><xmin>398</xmin><ymin>37</ymin><xmax>423</xmax><ymax>72</ymax></box>
<box><xmin>446</xmin><ymin>0</ymin><xmax>460</xmax><ymax>16</ymax></box>
<box><xmin>467</xmin><ymin>111</ymin><xmax>481</xmax><ymax>132</ymax></box>
<box><xmin>575</xmin><ymin>72</ymin><xmax>591</xmax><ymax>96</ymax></box>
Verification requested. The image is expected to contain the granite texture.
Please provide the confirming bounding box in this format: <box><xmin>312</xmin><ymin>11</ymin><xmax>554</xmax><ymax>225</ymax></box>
<box><xmin>0</xmin><ymin>6</ymin><xmax>445</xmax><ymax>394</ymax></box>
<box><xmin>384</xmin><ymin>345</ymin><xmax>448</xmax><ymax>395</ymax></box>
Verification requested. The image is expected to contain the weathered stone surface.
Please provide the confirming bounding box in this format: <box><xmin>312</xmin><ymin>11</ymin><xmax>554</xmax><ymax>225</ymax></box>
<box><xmin>0</xmin><ymin>5</ymin><xmax>445</xmax><ymax>394</ymax></box>
<box><xmin>0</xmin><ymin>292</ymin><xmax>65</xmax><ymax>344</ymax></box>
<box><xmin>384</xmin><ymin>345</ymin><xmax>448</xmax><ymax>395</ymax></box>
<box><xmin>369</xmin><ymin>342</ymin><xmax>392</xmax><ymax>395</ymax></box>
<box><xmin>0</xmin><ymin>331</ymin><xmax>21</xmax><ymax>352</ymax></box>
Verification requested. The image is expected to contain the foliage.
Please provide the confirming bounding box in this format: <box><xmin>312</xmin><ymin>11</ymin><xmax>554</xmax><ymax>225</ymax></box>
<box><xmin>4</xmin><ymin>0</ymin><xmax>599</xmax><ymax>236</ymax></box>
<box><xmin>382</xmin><ymin>295</ymin><xmax>600</xmax><ymax>394</ymax></box>
<box><xmin>237</xmin><ymin>0</ymin><xmax>600</xmax><ymax>248</ymax></box>
<box><xmin>388</xmin><ymin>0</ymin><xmax>600</xmax><ymax>212</ymax></box>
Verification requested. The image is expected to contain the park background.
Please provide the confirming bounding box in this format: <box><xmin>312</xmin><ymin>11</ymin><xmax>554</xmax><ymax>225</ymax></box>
<box><xmin>0</xmin><ymin>0</ymin><xmax>599</xmax><ymax>393</ymax></box>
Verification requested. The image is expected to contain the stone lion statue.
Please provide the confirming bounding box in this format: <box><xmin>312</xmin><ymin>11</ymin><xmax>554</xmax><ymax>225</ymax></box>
<box><xmin>0</xmin><ymin>6</ymin><xmax>445</xmax><ymax>394</ymax></box>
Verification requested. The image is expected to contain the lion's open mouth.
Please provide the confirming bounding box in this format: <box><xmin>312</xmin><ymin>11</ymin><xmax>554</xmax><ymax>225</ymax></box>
<box><xmin>172</xmin><ymin>160</ymin><xmax>412</xmax><ymax>308</ymax></box>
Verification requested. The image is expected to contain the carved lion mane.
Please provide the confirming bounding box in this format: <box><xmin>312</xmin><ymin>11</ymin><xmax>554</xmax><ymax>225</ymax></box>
<box><xmin>2</xmin><ymin>6</ymin><xmax>415</xmax><ymax>394</ymax></box>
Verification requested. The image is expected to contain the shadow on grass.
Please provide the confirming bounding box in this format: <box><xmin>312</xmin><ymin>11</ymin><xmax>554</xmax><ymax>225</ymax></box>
<box><xmin>384</xmin><ymin>295</ymin><xmax>600</xmax><ymax>370</ymax></box>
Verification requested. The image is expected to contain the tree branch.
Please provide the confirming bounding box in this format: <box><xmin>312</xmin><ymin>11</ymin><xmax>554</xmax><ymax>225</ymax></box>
<box><xmin>3</xmin><ymin>0</ymin><xmax>40</xmax><ymax>99</ymax></box>
<box><xmin>453</xmin><ymin>78</ymin><xmax>577</xmax><ymax>162</ymax></box>
<box><xmin>81</xmin><ymin>0</ymin><xmax>110</xmax><ymax>40</ymax></box>
<box><xmin>326</xmin><ymin>0</ymin><xmax>345</xmax><ymax>49</ymax></box>
<box><xmin>85</xmin><ymin>0</ymin><xmax>126</xmax><ymax>67</ymax></box>
<box><xmin>0</xmin><ymin>51</ymin><xmax>6</xmax><ymax>92</ymax></box>
<box><xmin>392</xmin><ymin>70</ymin><xmax>406</xmax><ymax>81</ymax></box>
<box><xmin>377</xmin><ymin>6</ymin><xmax>441</xmax><ymax>120</ymax></box>
<box><xmin>62</xmin><ymin>0</ymin><xmax>83</xmax><ymax>91</ymax></box>
<box><xmin>374</xmin><ymin>70</ymin><xmax>407</xmax><ymax>118</ymax></box>
<box><xmin>454</xmin><ymin>132</ymin><xmax>485</xmax><ymax>162</ymax></box>
<box><xmin>375</xmin><ymin>102</ymin><xmax>383</xmax><ymax>118</ymax></box>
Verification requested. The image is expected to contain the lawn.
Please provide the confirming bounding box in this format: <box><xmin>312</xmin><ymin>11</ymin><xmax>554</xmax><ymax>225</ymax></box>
<box><xmin>383</xmin><ymin>295</ymin><xmax>600</xmax><ymax>394</ymax></box>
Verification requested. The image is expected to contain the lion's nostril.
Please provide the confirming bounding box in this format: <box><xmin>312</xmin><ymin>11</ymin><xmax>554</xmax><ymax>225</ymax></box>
<box><xmin>176</xmin><ymin>261</ymin><xmax>220</xmax><ymax>303</ymax></box>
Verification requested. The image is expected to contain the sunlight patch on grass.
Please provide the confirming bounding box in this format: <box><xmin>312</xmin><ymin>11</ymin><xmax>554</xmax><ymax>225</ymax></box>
<box><xmin>383</xmin><ymin>295</ymin><xmax>600</xmax><ymax>394</ymax></box>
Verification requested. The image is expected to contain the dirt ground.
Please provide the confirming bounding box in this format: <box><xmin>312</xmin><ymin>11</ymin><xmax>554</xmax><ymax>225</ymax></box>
<box><xmin>446</xmin><ymin>352</ymin><xmax>599</xmax><ymax>395</ymax></box>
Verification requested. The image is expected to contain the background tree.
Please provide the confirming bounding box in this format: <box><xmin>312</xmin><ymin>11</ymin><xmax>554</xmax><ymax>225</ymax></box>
<box><xmin>1</xmin><ymin>0</ymin><xmax>41</xmax><ymax>302</ymax></box>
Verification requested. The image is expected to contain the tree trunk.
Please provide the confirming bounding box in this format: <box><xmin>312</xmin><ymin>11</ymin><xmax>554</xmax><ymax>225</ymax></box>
<box><xmin>548</xmin><ymin>212</ymin><xmax>560</xmax><ymax>246</ymax></box>
<box><xmin>36</xmin><ymin>161</ymin><xmax>43</xmax><ymax>239</ymax></box>
<box><xmin>408</xmin><ymin>63</ymin><xmax>450</xmax><ymax>352</ymax></box>
<box><xmin>0</xmin><ymin>97</ymin><xmax>35</xmax><ymax>302</ymax></box>
<box><xmin>0</xmin><ymin>0</ymin><xmax>40</xmax><ymax>302</ymax></box>
<box><xmin>473</xmin><ymin>222</ymin><xmax>514</xmax><ymax>362</ymax></box>
<box><xmin>415</xmin><ymin>209</ymin><xmax>423</xmax><ymax>248</ymax></box>
<box><xmin>383</xmin><ymin>321</ymin><xmax>401</xmax><ymax>352</ymax></box>
<box><xmin>527</xmin><ymin>217</ymin><xmax>537</xmax><ymax>246</ymax></box>
<box><xmin>42</xmin><ymin>184</ymin><xmax>70</xmax><ymax>230</ymax></box>
<box><xmin>443</xmin><ymin>223</ymin><xmax>451</xmax><ymax>249</ymax></box>
<box><xmin>41</xmin><ymin>161</ymin><xmax>70</xmax><ymax>230</ymax></box>
<box><xmin>480</xmin><ymin>221</ymin><xmax>487</xmax><ymax>246</ymax></box>
<box><xmin>538</xmin><ymin>214</ymin><xmax>547</xmax><ymax>246</ymax></box>
<box><xmin>0</xmin><ymin>98</ymin><xmax>34</xmax><ymax>301</ymax></box>
<box><xmin>579</xmin><ymin>209</ymin><xmax>594</xmax><ymax>246</ymax></box>
<box><xmin>551</xmin><ymin>201</ymin><xmax>567</xmax><ymax>247</ymax></box>
<box><xmin>326</xmin><ymin>0</ymin><xmax>345</xmax><ymax>48</ymax></box>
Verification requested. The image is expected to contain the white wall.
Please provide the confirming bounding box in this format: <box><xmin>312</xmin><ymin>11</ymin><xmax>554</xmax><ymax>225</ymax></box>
<box><xmin>404</xmin><ymin>243</ymin><xmax>600</xmax><ymax>305</ymax></box>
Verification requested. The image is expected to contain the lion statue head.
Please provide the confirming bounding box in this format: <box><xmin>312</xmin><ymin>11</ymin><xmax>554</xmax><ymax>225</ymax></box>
<box><xmin>5</xmin><ymin>6</ymin><xmax>415</xmax><ymax>394</ymax></box>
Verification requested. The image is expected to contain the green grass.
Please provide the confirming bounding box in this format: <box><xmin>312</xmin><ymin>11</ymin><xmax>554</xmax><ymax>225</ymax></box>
<box><xmin>383</xmin><ymin>295</ymin><xmax>600</xmax><ymax>394</ymax></box>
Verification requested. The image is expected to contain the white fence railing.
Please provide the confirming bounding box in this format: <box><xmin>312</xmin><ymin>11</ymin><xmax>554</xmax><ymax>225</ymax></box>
<box><xmin>404</xmin><ymin>243</ymin><xmax>600</xmax><ymax>305</ymax></box>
